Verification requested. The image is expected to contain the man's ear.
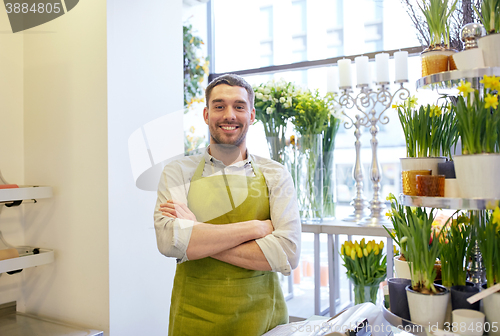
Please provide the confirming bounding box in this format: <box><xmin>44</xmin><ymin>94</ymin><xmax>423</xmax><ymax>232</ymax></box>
<box><xmin>250</xmin><ymin>108</ymin><xmax>256</xmax><ymax>124</ymax></box>
<box><xmin>203</xmin><ymin>106</ymin><xmax>209</xmax><ymax>125</ymax></box>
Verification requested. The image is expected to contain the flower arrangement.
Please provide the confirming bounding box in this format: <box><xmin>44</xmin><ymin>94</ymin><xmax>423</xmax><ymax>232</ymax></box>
<box><xmin>183</xmin><ymin>24</ymin><xmax>209</xmax><ymax>112</ymax></box>
<box><xmin>476</xmin><ymin>206</ymin><xmax>500</xmax><ymax>287</ymax></box>
<box><xmin>454</xmin><ymin>76</ymin><xmax>500</xmax><ymax>154</ymax></box>
<box><xmin>292</xmin><ymin>89</ymin><xmax>331</xmax><ymax>136</ymax></box>
<box><xmin>475</xmin><ymin>0</ymin><xmax>500</xmax><ymax>34</ymax></box>
<box><xmin>395</xmin><ymin>96</ymin><xmax>458</xmax><ymax>158</ymax></box>
<box><xmin>439</xmin><ymin>213</ymin><xmax>472</xmax><ymax>287</ymax></box>
<box><xmin>417</xmin><ymin>0</ymin><xmax>458</xmax><ymax>48</ymax></box>
<box><xmin>340</xmin><ymin>238</ymin><xmax>387</xmax><ymax>304</ymax></box>
<box><xmin>385</xmin><ymin>194</ymin><xmax>445</xmax><ymax>294</ymax></box>
<box><xmin>253</xmin><ymin>79</ymin><xmax>301</xmax><ymax>138</ymax></box>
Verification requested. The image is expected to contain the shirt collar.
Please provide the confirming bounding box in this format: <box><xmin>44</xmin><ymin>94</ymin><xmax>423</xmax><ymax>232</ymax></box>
<box><xmin>204</xmin><ymin>146</ymin><xmax>252</xmax><ymax>168</ymax></box>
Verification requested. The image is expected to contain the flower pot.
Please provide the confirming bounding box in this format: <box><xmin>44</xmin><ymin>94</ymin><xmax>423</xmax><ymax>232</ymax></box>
<box><xmin>400</xmin><ymin>157</ymin><xmax>447</xmax><ymax>176</ymax></box>
<box><xmin>444</xmin><ymin>179</ymin><xmax>461</xmax><ymax>198</ymax></box>
<box><xmin>421</xmin><ymin>49</ymin><xmax>457</xmax><ymax>77</ymax></box>
<box><xmin>394</xmin><ymin>256</ymin><xmax>411</xmax><ymax>279</ymax></box>
<box><xmin>450</xmin><ymin>285</ymin><xmax>480</xmax><ymax>311</ymax></box>
<box><xmin>452</xmin><ymin>48</ymin><xmax>485</xmax><ymax>70</ymax></box>
<box><xmin>452</xmin><ymin>309</ymin><xmax>485</xmax><ymax>336</ymax></box>
<box><xmin>406</xmin><ymin>284</ymin><xmax>450</xmax><ymax>329</ymax></box>
<box><xmin>295</xmin><ymin>134</ymin><xmax>323</xmax><ymax>221</ymax></box>
<box><xmin>478</xmin><ymin>33</ymin><xmax>500</xmax><ymax>67</ymax></box>
<box><xmin>482</xmin><ymin>285</ymin><xmax>500</xmax><ymax>336</ymax></box>
<box><xmin>437</xmin><ymin>161</ymin><xmax>455</xmax><ymax>179</ymax></box>
<box><xmin>454</xmin><ymin>154</ymin><xmax>500</xmax><ymax>199</ymax></box>
<box><xmin>388</xmin><ymin>277</ymin><xmax>411</xmax><ymax>320</ymax></box>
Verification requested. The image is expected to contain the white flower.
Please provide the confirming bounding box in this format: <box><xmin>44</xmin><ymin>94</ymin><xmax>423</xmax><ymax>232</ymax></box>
<box><xmin>283</xmin><ymin>103</ymin><xmax>290</xmax><ymax>108</ymax></box>
<box><xmin>256</xmin><ymin>92</ymin><xmax>263</xmax><ymax>100</ymax></box>
<box><xmin>264</xmin><ymin>88</ymin><xmax>271</xmax><ymax>94</ymax></box>
<box><xmin>273</xmin><ymin>98</ymin><xmax>279</xmax><ymax>103</ymax></box>
<box><xmin>266</xmin><ymin>107</ymin><xmax>274</xmax><ymax>114</ymax></box>
<box><xmin>287</xmin><ymin>97</ymin><xmax>292</xmax><ymax>104</ymax></box>
<box><xmin>279</xmin><ymin>97</ymin><xmax>286</xmax><ymax>103</ymax></box>
<box><xmin>262</xmin><ymin>95</ymin><xmax>269</xmax><ymax>102</ymax></box>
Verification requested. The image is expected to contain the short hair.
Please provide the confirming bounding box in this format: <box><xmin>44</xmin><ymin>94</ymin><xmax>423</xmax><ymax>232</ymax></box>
<box><xmin>205</xmin><ymin>74</ymin><xmax>254</xmax><ymax>109</ymax></box>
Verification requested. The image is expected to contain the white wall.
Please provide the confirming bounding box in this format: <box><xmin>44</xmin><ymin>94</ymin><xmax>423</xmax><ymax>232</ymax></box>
<box><xmin>22</xmin><ymin>0</ymin><xmax>109</xmax><ymax>332</ymax></box>
<box><xmin>107</xmin><ymin>0</ymin><xmax>183</xmax><ymax>335</ymax></box>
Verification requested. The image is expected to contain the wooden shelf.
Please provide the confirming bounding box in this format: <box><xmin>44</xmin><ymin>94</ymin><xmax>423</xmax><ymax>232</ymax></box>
<box><xmin>0</xmin><ymin>186</ymin><xmax>52</xmax><ymax>203</ymax></box>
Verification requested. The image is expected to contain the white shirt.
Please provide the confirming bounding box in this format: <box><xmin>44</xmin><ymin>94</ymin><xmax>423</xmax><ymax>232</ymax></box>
<box><xmin>154</xmin><ymin>148</ymin><xmax>301</xmax><ymax>276</ymax></box>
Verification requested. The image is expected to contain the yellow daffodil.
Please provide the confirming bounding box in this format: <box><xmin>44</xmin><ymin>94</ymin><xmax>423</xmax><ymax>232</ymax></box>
<box><xmin>486</xmin><ymin>201</ymin><xmax>500</xmax><ymax>211</ymax></box>
<box><xmin>492</xmin><ymin>207</ymin><xmax>500</xmax><ymax>225</ymax></box>
<box><xmin>480</xmin><ymin>75</ymin><xmax>499</xmax><ymax>90</ymax></box>
<box><xmin>290</xmin><ymin>135</ymin><xmax>295</xmax><ymax>146</ymax></box>
<box><xmin>484</xmin><ymin>94</ymin><xmax>499</xmax><ymax>109</ymax></box>
<box><xmin>408</xmin><ymin>96</ymin><xmax>418</xmax><ymax>108</ymax></box>
<box><xmin>457</xmin><ymin>80</ymin><xmax>475</xmax><ymax>96</ymax></box>
<box><xmin>429</xmin><ymin>105</ymin><xmax>442</xmax><ymax>117</ymax></box>
<box><xmin>393</xmin><ymin>245</ymin><xmax>398</xmax><ymax>255</ymax></box>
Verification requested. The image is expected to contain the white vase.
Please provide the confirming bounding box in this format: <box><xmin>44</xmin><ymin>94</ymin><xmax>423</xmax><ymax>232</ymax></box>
<box><xmin>400</xmin><ymin>157</ymin><xmax>447</xmax><ymax>176</ymax></box>
<box><xmin>394</xmin><ymin>256</ymin><xmax>411</xmax><ymax>279</ymax></box>
<box><xmin>483</xmin><ymin>291</ymin><xmax>500</xmax><ymax>336</ymax></box>
<box><xmin>478</xmin><ymin>33</ymin><xmax>500</xmax><ymax>67</ymax></box>
<box><xmin>452</xmin><ymin>48</ymin><xmax>485</xmax><ymax>70</ymax></box>
<box><xmin>453</xmin><ymin>154</ymin><xmax>500</xmax><ymax>199</ymax></box>
<box><xmin>406</xmin><ymin>284</ymin><xmax>450</xmax><ymax>330</ymax></box>
<box><xmin>444</xmin><ymin>179</ymin><xmax>461</xmax><ymax>198</ymax></box>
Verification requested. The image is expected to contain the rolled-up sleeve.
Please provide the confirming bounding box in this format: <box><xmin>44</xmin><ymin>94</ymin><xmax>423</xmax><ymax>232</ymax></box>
<box><xmin>255</xmin><ymin>163</ymin><xmax>301</xmax><ymax>276</ymax></box>
<box><xmin>154</xmin><ymin>162</ymin><xmax>194</xmax><ymax>263</ymax></box>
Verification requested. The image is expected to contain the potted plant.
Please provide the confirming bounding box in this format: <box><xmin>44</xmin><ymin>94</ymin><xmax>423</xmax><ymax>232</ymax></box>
<box><xmin>385</xmin><ymin>193</ymin><xmax>412</xmax><ymax>280</ymax></box>
<box><xmin>253</xmin><ymin>79</ymin><xmax>301</xmax><ymax>166</ymax></box>
<box><xmin>418</xmin><ymin>0</ymin><xmax>459</xmax><ymax>75</ymax></box>
<box><xmin>340</xmin><ymin>238</ymin><xmax>387</xmax><ymax>304</ymax></box>
<box><xmin>322</xmin><ymin>92</ymin><xmax>342</xmax><ymax>219</ymax></box>
<box><xmin>452</xmin><ymin>76</ymin><xmax>500</xmax><ymax>199</ymax></box>
<box><xmin>476</xmin><ymin>0</ymin><xmax>500</xmax><ymax>66</ymax></box>
<box><xmin>395</xmin><ymin>96</ymin><xmax>458</xmax><ymax>195</ymax></box>
<box><xmin>291</xmin><ymin>89</ymin><xmax>330</xmax><ymax>220</ymax></box>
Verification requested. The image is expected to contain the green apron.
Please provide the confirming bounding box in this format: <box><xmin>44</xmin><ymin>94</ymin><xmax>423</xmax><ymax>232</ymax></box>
<box><xmin>168</xmin><ymin>158</ymin><xmax>288</xmax><ymax>336</ymax></box>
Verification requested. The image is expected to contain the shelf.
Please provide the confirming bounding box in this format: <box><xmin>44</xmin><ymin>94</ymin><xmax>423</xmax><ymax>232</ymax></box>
<box><xmin>0</xmin><ymin>186</ymin><xmax>52</xmax><ymax>203</ymax></box>
<box><xmin>416</xmin><ymin>67</ymin><xmax>500</xmax><ymax>90</ymax></box>
<box><xmin>400</xmin><ymin>194</ymin><xmax>500</xmax><ymax>210</ymax></box>
<box><xmin>0</xmin><ymin>248</ymin><xmax>54</xmax><ymax>274</ymax></box>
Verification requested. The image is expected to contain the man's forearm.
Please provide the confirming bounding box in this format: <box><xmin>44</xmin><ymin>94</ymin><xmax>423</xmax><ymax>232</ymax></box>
<box><xmin>186</xmin><ymin>220</ymin><xmax>271</xmax><ymax>260</ymax></box>
<box><xmin>211</xmin><ymin>241</ymin><xmax>272</xmax><ymax>271</ymax></box>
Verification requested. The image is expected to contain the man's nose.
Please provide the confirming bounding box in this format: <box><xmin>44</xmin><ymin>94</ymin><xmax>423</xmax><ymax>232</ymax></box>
<box><xmin>223</xmin><ymin>106</ymin><xmax>236</xmax><ymax>120</ymax></box>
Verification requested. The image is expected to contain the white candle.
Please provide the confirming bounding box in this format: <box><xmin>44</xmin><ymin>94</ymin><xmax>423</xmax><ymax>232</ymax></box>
<box><xmin>394</xmin><ymin>51</ymin><xmax>409</xmax><ymax>82</ymax></box>
<box><xmin>326</xmin><ymin>66</ymin><xmax>339</xmax><ymax>93</ymax></box>
<box><xmin>355</xmin><ymin>56</ymin><xmax>370</xmax><ymax>86</ymax></box>
<box><xmin>375</xmin><ymin>53</ymin><xmax>390</xmax><ymax>83</ymax></box>
<box><xmin>337</xmin><ymin>59</ymin><xmax>352</xmax><ymax>88</ymax></box>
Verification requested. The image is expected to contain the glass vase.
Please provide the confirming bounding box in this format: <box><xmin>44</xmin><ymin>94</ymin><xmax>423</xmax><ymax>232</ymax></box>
<box><xmin>295</xmin><ymin>134</ymin><xmax>323</xmax><ymax>221</ymax></box>
<box><xmin>323</xmin><ymin>150</ymin><xmax>336</xmax><ymax>219</ymax></box>
<box><xmin>353</xmin><ymin>283</ymin><xmax>379</xmax><ymax>305</ymax></box>
<box><xmin>266</xmin><ymin>136</ymin><xmax>290</xmax><ymax>169</ymax></box>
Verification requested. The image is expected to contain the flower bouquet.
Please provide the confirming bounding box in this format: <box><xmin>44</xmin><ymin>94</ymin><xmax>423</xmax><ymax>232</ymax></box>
<box><xmin>340</xmin><ymin>238</ymin><xmax>387</xmax><ymax>304</ymax></box>
<box><xmin>291</xmin><ymin>89</ymin><xmax>331</xmax><ymax>220</ymax></box>
<box><xmin>253</xmin><ymin>79</ymin><xmax>301</xmax><ymax>165</ymax></box>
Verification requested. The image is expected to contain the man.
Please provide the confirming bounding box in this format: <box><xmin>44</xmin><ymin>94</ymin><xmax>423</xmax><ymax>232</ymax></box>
<box><xmin>154</xmin><ymin>74</ymin><xmax>301</xmax><ymax>336</ymax></box>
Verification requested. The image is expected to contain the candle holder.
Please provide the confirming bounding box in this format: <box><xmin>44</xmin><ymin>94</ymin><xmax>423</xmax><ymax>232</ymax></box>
<box><xmin>339</xmin><ymin>82</ymin><xmax>410</xmax><ymax>226</ymax></box>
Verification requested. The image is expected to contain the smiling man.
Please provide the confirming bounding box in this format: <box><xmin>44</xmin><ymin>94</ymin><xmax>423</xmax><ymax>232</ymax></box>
<box><xmin>154</xmin><ymin>74</ymin><xmax>301</xmax><ymax>336</ymax></box>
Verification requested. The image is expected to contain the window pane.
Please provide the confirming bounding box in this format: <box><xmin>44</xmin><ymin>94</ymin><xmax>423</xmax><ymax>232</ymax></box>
<box><xmin>213</xmin><ymin>0</ymin><xmax>420</xmax><ymax>72</ymax></box>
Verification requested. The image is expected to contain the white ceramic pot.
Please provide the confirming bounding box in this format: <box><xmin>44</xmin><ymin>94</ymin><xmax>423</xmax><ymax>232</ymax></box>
<box><xmin>406</xmin><ymin>284</ymin><xmax>450</xmax><ymax>330</ymax></box>
<box><xmin>444</xmin><ymin>179</ymin><xmax>461</xmax><ymax>198</ymax></box>
<box><xmin>452</xmin><ymin>48</ymin><xmax>485</xmax><ymax>70</ymax></box>
<box><xmin>400</xmin><ymin>157</ymin><xmax>447</xmax><ymax>176</ymax></box>
<box><xmin>478</xmin><ymin>33</ymin><xmax>500</xmax><ymax>67</ymax></box>
<box><xmin>483</xmin><ymin>291</ymin><xmax>500</xmax><ymax>336</ymax></box>
<box><xmin>394</xmin><ymin>256</ymin><xmax>411</xmax><ymax>279</ymax></box>
<box><xmin>453</xmin><ymin>154</ymin><xmax>500</xmax><ymax>199</ymax></box>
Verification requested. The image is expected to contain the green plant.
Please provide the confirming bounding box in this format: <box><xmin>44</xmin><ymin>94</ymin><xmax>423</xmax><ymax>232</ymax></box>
<box><xmin>418</xmin><ymin>0</ymin><xmax>459</xmax><ymax>47</ymax></box>
<box><xmin>475</xmin><ymin>0</ymin><xmax>500</xmax><ymax>33</ymax></box>
<box><xmin>292</xmin><ymin>89</ymin><xmax>330</xmax><ymax>136</ymax></box>
<box><xmin>454</xmin><ymin>76</ymin><xmax>500</xmax><ymax>154</ymax></box>
<box><xmin>183</xmin><ymin>24</ymin><xmax>209</xmax><ymax>111</ymax></box>
<box><xmin>439</xmin><ymin>213</ymin><xmax>472</xmax><ymax>287</ymax></box>
<box><xmin>340</xmin><ymin>239</ymin><xmax>387</xmax><ymax>304</ymax></box>
<box><xmin>476</xmin><ymin>207</ymin><xmax>500</xmax><ymax>287</ymax></box>
<box><xmin>395</xmin><ymin>96</ymin><xmax>458</xmax><ymax>158</ymax></box>
<box><xmin>385</xmin><ymin>194</ymin><xmax>445</xmax><ymax>293</ymax></box>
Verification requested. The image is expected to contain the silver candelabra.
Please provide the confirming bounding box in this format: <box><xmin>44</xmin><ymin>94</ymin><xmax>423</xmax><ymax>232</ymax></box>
<box><xmin>339</xmin><ymin>81</ymin><xmax>410</xmax><ymax>226</ymax></box>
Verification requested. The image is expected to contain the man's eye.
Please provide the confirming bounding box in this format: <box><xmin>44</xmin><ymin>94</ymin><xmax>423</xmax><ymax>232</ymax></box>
<box><xmin>214</xmin><ymin>105</ymin><xmax>224</xmax><ymax>110</ymax></box>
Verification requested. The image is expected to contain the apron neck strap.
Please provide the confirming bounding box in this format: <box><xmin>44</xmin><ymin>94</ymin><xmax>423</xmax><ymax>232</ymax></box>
<box><xmin>192</xmin><ymin>155</ymin><xmax>263</xmax><ymax>181</ymax></box>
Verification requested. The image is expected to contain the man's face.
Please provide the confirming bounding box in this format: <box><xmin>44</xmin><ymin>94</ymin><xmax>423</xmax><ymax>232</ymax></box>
<box><xmin>203</xmin><ymin>84</ymin><xmax>255</xmax><ymax>149</ymax></box>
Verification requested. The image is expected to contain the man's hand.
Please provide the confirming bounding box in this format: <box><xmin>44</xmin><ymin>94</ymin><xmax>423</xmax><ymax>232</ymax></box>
<box><xmin>160</xmin><ymin>200</ymin><xmax>197</xmax><ymax>221</ymax></box>
<box><xmin>258</xmin><ymin>219</ymin><xmax>274</xmax><ymax>238</ymax></box>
